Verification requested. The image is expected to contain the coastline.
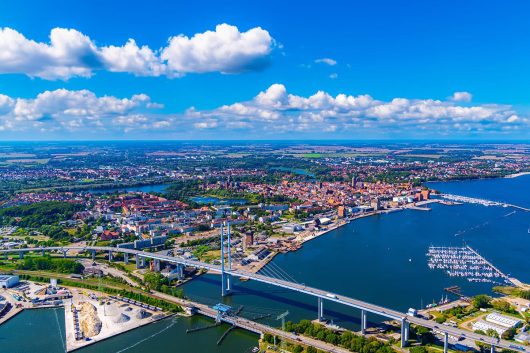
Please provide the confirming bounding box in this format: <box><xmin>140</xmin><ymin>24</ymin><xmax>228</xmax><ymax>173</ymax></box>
<box><xmin>504</xmin><ymin>171</ymin><xmax>530</xmax><ymax>178</ymax></box>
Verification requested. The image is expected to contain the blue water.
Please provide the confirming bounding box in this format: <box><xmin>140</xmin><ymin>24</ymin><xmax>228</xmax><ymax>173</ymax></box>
<box><xmin>0</xmin><ymin>308</ymin><xmax>258</xmax><ymax>353</ymax></box>
<box><xmin>428</xmin><ymin>174</ymin><xmax>530</xmax><ymax>209</ymax></box>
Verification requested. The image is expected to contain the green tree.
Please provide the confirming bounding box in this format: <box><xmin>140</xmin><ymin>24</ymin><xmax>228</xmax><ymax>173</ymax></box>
<box><xmin>472</xmin><ymin>295</ymin><xmax>492</xmax><ymax>309</ymax></box>
<box><xmin>486</xmin><ymin>328</ymin><xmax>499</xmax><ymax>338</ymax></box>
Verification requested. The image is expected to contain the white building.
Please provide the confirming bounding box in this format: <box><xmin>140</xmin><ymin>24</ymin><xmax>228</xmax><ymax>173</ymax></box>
<box><xmin>0</xmin><ymin>274</ymin><xmax>19</xmax><ymax>288</ymax></box>
<box><xmin>472</xmin><ymin>320</ymin><xmax>507</xmax><ymax>336</ymax></box>
<box><xmin>282</xmin><ymin>223</ymin><xmax>303</xmax><ymax>233</ymax></box>
<box><xmin>485</xmin><ymin>312</ymin><xmax>521</xmax><ymax>329</ymax></box>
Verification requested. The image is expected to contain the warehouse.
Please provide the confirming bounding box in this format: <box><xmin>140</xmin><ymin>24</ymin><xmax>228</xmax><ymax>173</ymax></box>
<box><xmin>0</xmin><ymin>274</ymin><xmax>19</xmax><ymax>288</ymax></box>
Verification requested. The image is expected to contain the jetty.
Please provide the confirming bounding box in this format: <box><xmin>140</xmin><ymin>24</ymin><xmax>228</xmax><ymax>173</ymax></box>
<box><xmin>441</xmin><ymin>194</ymin><xmax>530</xmax><ymax>212</ymax></box>
<box><xmin>426</xmin><ymin>245</ymin><xmax>515</xmax><ymax>285</ymax></box>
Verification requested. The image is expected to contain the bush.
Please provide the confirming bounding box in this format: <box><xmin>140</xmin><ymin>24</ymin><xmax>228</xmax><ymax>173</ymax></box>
<box><xmin>410</xmin><ymin>347</ymin><xmax>428</xmax><ymax>353</ymax></box>
<box><xmin>435</xmin><ymin>316</ymin><xmax>447</xmax><ymax>324</ymax></box>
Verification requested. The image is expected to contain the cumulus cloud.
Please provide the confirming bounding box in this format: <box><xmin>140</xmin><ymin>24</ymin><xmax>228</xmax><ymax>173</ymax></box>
<box><xmin>0</xmin><ymin>89</ymin><xmax>167</xmax><ymax>133</ymax></box>
<box><xmin>161</xmin><ymin>24</ymin><xmax>272</xmax><ymax>74</ymax></box>
<box><xmin>0</xmin><ymin>24</ymin><xmax>274</xmax><ymax>80</ymax></box>
<box><xmin>450</xmin><ymin>91</ymin><xmax>473</xmax><ymax>102</ymax></box>
<box><xmin>315</xmin><ymin>58</ymin><xmax>337</xmax><ymax>66</ymax></box>
<box><xmin>184</xmin><ymin>84</ymin><xmax>529</xmax><ymax>137</ymax></box>
<box><xmin>0</xmin><ymin>86</ymin><xmax>527</xmax><ymax>138</ymax></box>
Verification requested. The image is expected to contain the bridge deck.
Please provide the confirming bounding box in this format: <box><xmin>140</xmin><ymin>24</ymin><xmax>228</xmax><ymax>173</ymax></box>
<box><xmin>0</xmin><ymin>245</ymin><xmax>525</xmax><ymax>352</ymax></box>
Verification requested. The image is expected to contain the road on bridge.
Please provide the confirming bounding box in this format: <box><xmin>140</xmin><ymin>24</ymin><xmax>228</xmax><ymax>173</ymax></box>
<box><xmin>1</xmin><ymin>245</ymin><xmax>526</xmax><ymax>353</ymax></box>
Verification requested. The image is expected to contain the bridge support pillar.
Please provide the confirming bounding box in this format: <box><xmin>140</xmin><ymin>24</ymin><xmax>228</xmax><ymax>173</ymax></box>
<box><xmin>153</xmin><ymin>259</ymin><xmax>160</xmax><ymax>272</ymax></box>
<box><xmin>400</xmin><ymin>319</ymin><xmax>409</xmax><ymax>348</ymax></box>
<box><xmin>135</xmin><ymin>254</ymin><xmax>141</xmax><ymax>269</ymax></box>
<box><xmin>19</xmin><ymin>251</ymin><xmax>24</xmax><ymax>259</ymax></box>
<box><xmin>124</xmin><ymin>253</ymin><xmax>129</xmax><ymax>264</ymax></box>
<box><xmin>226</xmin><ymin>222</ymin><xmax>232</xmax><ymax>293</ymax></box>
<box><xmin>221</xmin><ymin>272</ymin><xmax>230</xmax><ymax>296</ymax></box>
<box><xmin>91</xmin><ymin>250</ymin><xmax>95</xmax><ymax>261</ymax></box>
<box><xmin>63</xmin><ymin>250</ymin><xmax>67</xmax><ymax>258</ymax></box>
<box><xmin>490</xmin><ymin>345</ymin><xmax>495</xmax><ymax>353</ymax></box>
<box><xmin>176</xmin><ymin>263</ymin><xmax>184</xmax><ymax>280</ymax></box>
<box><xmin>443</xmin><ymin>332</ymin><xmax>448</xmax><ymax>353</ymax></box>
<box><xmin>41</xmin><ymin>249</ymin><xmax>45</xmax><ymax>257</ymax></box>
<box><xmin>318</xmin><ymin>297</ymin><xmax>324</xmax><ymax>322</ymax></box>
<box><xmin>108</xmin><ymin>251</ymin><xmax>113</xmax><ymax>262</ymax></box>
<box><xmin>140</xmin><ymin>256</ymin><xmax>146</xmax><ymax>268</ymax></box>
<box><xmin>361</xmin><ymin>309</ymin><xmax>367</xmax><ymax>334</ymax></box>
<box><xmin>220</xmin><ymin>223</ymin><xmax>231</xmax><ymax>297</ymax></box>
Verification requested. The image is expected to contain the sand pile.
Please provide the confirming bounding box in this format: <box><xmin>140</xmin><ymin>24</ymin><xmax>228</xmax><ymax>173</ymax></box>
<box><xmin>113</xmin><ymin>313</ymin><xmax>130</xmax><ymax>323</ymax></box>
<box><xmin>78</xmin><ymin>302</ymin><xmax>102</xmax><ymax>337</ymax></box>
<box><xmin>135</xmin><ymin>309</ymin><xmax>152</xmax><ymax>319</ymax></box>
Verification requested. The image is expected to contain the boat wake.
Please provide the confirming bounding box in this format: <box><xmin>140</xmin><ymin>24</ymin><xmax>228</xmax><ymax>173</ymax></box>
<box><xmin>115</xmin><ymin>316</ymin><xmax>179</xmax><ymax>353</ymax></box>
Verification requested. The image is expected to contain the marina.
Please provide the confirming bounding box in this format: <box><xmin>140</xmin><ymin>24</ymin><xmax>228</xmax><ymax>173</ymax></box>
<box><xmin>426</xmin><ymin>245</ymin><xmax>513</xmax><ymax>285</ymax></box>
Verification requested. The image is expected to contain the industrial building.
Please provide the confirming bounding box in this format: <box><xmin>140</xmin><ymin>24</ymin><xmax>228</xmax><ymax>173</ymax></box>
<box><xmin>485</xmin><ymin>312</ymin><xmax>521</xmax><ymax>329</ymax></box>
<box><xmin>472</xmin><ymin>312</ymin><xmax>522</xmax><ymax>336</ymax></box>
<box><xmin>0</xmin><ymin>274</ymin><xmax>19</xmax><ymax>288</ymax></box>
<box><xmin>472</xmin><ymin>320</ymin><xmax>507</xmax><ymax>336</ymax></box>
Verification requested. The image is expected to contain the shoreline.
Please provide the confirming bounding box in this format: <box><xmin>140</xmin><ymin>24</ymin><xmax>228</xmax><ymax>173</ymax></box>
<box><xmin>504</xmin><ymin>171</ymin><xmax>530</xmax><ymax>179</ymax></box>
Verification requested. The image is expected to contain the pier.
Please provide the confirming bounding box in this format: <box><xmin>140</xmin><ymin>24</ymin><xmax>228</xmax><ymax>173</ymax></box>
<box><xmin>441</xmin><ymin>194</ymin><xmax>530</xmax><ymax>212</ymax></box>
<box><xmin>426</xmin><ymin>245</ymin><xmax>514</xmax><ymax>285</ymax></box>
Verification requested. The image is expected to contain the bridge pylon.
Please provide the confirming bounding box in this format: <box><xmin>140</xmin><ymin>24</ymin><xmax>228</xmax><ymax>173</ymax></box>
<box><xmin>361</xmin><ymin>309</ymin><xmax>367</xmax><ymax>334</ymax></box>
<box><xmin>220</xmin><ymin>223</ymin><xmax>232</xmax><ymax>296</ymax></box>
<box><xmin>400</xmin><ymin>318</ymin><xmax>410</xmax><ymax>348</ymax></box>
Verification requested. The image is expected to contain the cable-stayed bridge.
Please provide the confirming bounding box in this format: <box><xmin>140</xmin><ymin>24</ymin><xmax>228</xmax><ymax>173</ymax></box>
<box><xmin>0</xmin><ymin>224</ymin><xmax>524</xmax><ymax>353</ymax></box>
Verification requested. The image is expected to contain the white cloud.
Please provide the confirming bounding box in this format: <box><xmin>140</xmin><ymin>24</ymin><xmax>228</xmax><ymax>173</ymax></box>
<box><xmin>161</xmin><ymin>24</ymin><xmax>272</xmax><ymax>74</ymax></box>
<box><xmin>0</xmin><ymin>27</ymin><xmax>98</xmax><ymax>80</ymax></box>
<box><xmin>0</xmin><ymin>89</ymin><xmax>166</xmax><ymax>133</ymax></box>
<box><xmin>99</xmin><ymin>39</ymin><xmax>166</xmax><ymax>76</ymax></box>
<box><xmin>450</xmin><ymin>91</ymin><xmax>473</xmax><ymax>102</ymax></box>
<box><xmin>329</xmin><ymin>73</ymin><xmax>338</xmax><ymax>79</ymax></box>
<box><xmin>315</xmin><ymin>58</ymin><xmax>337</xmax><ymax>66</ymax></box>
<box><xmin>0</xmin><ymin>86</ymin><xmax>528</xmax><ymax>138</ymax></box>
<box><xmin>184</xmin><ymin>84</ymin><xmax>530</xmax><ymax>137</ymax></box>
<box><xmin>0</xmin><ymin>24</ymin><xmax>274</xmax><ymax>80</ymax></box>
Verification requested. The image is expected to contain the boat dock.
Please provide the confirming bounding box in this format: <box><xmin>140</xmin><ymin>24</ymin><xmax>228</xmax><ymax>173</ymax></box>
<box><xmin>441</xmin><ymin>194</ymin><xmax>530</xmax><ymax>212</ymax></box>
<box><xmin>464</xmin><ymin>245</ymin><xmax>518</xmax><ymax>287</ymax></box>
<box><xmin>426</xmin><ymin>245</ymin><xmax>514</xmax><ymax>285</ymax></box>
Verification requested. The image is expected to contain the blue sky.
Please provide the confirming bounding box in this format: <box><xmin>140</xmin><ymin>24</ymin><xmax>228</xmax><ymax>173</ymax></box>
<box><xmin>0</xmin><ymin>0</ymin><xmax>529</xmax><ymax>140</ymax></box>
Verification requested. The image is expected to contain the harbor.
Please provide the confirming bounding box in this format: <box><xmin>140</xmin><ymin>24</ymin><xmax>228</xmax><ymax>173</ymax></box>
<box><xmin>426</xmin><ymin>245</ymin><xmax>514</xmax><ymax>285</ymax></box>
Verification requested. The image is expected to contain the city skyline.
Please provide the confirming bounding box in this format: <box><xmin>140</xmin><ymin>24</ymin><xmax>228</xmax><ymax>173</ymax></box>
<box><xmin>1</xmin><ymin>0</ymin><xmax>530</xmax><ymax>140</ymax></box>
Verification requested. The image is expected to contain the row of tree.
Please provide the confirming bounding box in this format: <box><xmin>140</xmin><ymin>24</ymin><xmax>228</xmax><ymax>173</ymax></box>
<box><xmin>281</xmin><ymin>320</ymin><xmax>396</xmax><ymax>353</ymax></box>
<box><xmin>16</xmin><ymin>256</ymin><xmax>85</xmax><ymax>274</ymax></box>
